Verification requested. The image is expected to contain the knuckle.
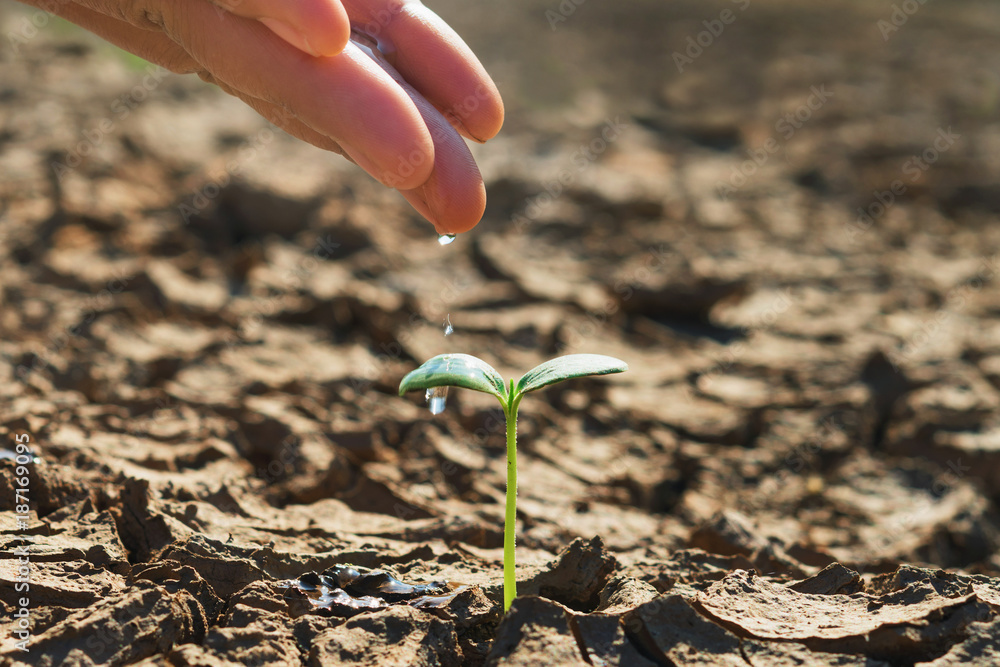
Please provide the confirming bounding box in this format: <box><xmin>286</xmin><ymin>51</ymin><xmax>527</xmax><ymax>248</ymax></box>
<box><xmin>122</xmin><ymin>0</ymin><xmax>167</xmax><ymax>30</ymax></box>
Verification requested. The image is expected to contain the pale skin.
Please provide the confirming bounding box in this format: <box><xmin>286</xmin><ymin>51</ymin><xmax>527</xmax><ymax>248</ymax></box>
<box><xmin>16</xmin><ymin>0</ymin><xmax>504</xmax><ymax>234</ymax></box>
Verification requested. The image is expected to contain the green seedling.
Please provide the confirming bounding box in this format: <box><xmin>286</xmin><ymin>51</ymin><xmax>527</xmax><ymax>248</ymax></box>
<box><xmin>399</xmin><ymin>353</ymin><xmax>628</xmax><ymax>611</ymax></box>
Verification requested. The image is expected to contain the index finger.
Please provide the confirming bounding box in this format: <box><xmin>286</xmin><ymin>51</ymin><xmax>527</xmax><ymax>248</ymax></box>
<box><xmin>343</xmin><ymin>0</ymin><xmax>504</xmax><ymax>143</ymax></box>
<box><xmin>209</xmin><ymin>0</ymin><xmax>351</xmax><ymax>56</ymax></box>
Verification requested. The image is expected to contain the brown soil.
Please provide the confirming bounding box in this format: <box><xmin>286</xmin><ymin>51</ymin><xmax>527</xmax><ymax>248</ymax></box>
<box><xmin>2</xmin><ymin>0</ymin><xmax>1000</xmax><ymax>664</ymax></box>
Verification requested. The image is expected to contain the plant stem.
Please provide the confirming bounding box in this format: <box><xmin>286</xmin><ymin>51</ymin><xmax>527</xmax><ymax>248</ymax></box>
<box><xmin>503</xmin><ymin>399</ymin><xmax>518</xmax><ymax>611</ymax></box>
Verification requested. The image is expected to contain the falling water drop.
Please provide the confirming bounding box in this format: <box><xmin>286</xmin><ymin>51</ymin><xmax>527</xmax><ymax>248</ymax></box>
<box><xmin>425</xmin><ymin>386</ymin><xmax>449</xmax><ymax>415</ymax></box>
<box><xmin>443</xmin><ymin>315</ymin><xmax>453</xmax><ymax>336</ymax></box>
<box><xmin>437</xmin><ymin>233</ymin><xmax>457</xmax><ymax>246</ymax></box>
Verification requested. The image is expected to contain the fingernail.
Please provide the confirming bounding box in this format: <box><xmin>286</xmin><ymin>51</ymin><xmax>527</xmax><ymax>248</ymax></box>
<box><xmin>260</xmin><ymin>18</ymin><xmax>318</xmax><ymax>56</ymax></box>
<box><xmin>449</xmin><ymin>115</ymin><xmax>486</xmax><ymax>144</ymax></box>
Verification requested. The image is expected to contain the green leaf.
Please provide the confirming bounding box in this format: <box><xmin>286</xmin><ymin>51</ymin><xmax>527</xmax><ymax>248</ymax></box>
<box><xmin>398</xmin><ymin>353</ymin><xmax>508</xmax><ymax>402</ymax></box>
<box><xmin>515</xmin><ymin>354</ymin><xmax>628</xmax><ymax>396</ymax></box>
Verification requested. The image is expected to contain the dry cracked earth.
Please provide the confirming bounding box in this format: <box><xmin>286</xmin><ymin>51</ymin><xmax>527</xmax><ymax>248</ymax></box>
<box><xmin>2</xmin><ymin>0</ymin><xmax>1000</xmax><ymax>665</ymax></box>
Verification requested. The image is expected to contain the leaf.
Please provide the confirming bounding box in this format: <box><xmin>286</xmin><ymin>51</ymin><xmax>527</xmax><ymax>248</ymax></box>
<box><xmin>398</xmin><ymin>353</ymin><xmax>508</xmax><ymax>402</ymax></box>
<box><xmin>515</xmin><ymin>354</ymin><xmax>628</xmax><ymax>396</ymax></box>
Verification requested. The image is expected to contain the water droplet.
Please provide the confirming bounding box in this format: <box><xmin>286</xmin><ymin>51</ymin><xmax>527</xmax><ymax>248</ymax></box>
<box><xmin>282</xmin><ymin>566</ymin><xmax>455</xmax><ymax>613</ymax></box>
<box><xmin>425</xmin><ymin>386</ymin><xmax>449</xmax><ymax>415</ymax></box>
<box><xmin>443</xmin><ymin>315</ymin><xmax>453</xmax><ymax>336</ymax></box>
<box><xmin>0</xmin><ymin>450</ymin><xmax>39</xmax><ymax>464</ymax></box>
<box><xmin>437</xmin><ymin>233</ymin><xmax>456</xmax><ymax>246</ymax></box>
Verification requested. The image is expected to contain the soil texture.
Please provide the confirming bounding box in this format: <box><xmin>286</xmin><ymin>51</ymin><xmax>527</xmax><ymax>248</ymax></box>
<box><xmin>1</xmin><ymin>0</ymin><xmax>1000</xmax><ymax>664</ymax></box>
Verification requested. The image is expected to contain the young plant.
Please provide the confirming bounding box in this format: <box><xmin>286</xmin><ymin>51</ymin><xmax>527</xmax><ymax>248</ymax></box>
<box><xmin>399</xmin><ymin>353</ymin><xmax>628</xmax><ymax>611</ymax></box>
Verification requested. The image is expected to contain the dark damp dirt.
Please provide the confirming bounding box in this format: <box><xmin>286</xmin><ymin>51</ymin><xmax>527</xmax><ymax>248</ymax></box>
<box><xmin>2</xmin><ymin>0</ymin><xmax>1000</xmax><ymax>664</ymax></box>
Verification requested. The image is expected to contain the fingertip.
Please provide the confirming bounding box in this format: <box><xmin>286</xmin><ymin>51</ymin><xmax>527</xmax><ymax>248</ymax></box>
<box><xmin>388</xmin><ymin>4</ymin><xmax>505</xmax><ymax>143</ymax></box>
<box><xmin>375</xmin><ymin>128</ymin><xmax>436</xmax><ymax>190</ymax></box>
<box><xmin>401</xmin><ymin>176</ymin><xmax>486</xmax><ymax>235</ymax></box>
<box><xmin>341</xmin><ymin>140</ymin><xmax>434</xmax><ymax>191</ymax></box>
<box><xmin>252</xmin><ymin>0</ymin><xmax>351</xmax><ymax>56</ymax></box>
<box><xmin>438</xmin><ymin>181</ymin><xmax>487</xmax><ymax>234</ymax></box>
<box><xmin>258</xmin><ymin>18</ymin><xmax>314</xmax><ymax>55</ymax></box>
<box><xmin>462</xmin><ymin>83</ymin><xmax>505</xmax><ymax>143</ymax></box>
<box><xmin>381</xmin><ymin>151</ymin><xmax>436</xmax><ymax>191</ymax></box>
<box><xmin>301</xmin><ymin>42</ymin><xmax>435</xmax><ymax>190</ymax></box>
<box><xmin>305</xmin><ymin>2</ymin><xmax>351</xmax><ymax>56</ymax></box>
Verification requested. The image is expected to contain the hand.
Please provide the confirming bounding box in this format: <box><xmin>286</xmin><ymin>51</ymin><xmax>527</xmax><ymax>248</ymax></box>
<box><xmin>25</xmin><ymin>0</ymin><xmax>504</xmax><ymax>233</ymax></box>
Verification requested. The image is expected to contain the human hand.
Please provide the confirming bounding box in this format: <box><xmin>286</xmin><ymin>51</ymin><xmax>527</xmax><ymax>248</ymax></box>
<box><xmin>24</xmin><ymin>0</ymin><xmax>504</xmax><ymax>233</ymax></box>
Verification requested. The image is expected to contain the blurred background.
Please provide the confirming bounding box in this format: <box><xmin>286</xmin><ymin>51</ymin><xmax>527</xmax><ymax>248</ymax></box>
<box><xmin>2</xmin><ymin>0</ymin><xmax>1000</xmax><ymax>580</ymax></box>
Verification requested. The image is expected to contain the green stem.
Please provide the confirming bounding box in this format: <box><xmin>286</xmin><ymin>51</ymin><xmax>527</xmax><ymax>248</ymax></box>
<box><xmin>503</xmin><ymin>397</ymin><xmax>519</xmax><ymax>611</ymax></box>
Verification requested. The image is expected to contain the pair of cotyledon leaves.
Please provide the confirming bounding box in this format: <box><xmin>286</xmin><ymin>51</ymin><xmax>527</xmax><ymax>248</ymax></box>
<box><xmin>399</xmin><ymin>353</ymin><xmax>628</xmax><ymax>407</ymax></box>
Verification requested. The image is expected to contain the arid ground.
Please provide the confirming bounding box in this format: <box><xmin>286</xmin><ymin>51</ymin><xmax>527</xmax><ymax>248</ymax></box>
<box><xmin>1</xmin><ymin>0</ymin><xmax>1000</xmax><ymax>664</ymax></box>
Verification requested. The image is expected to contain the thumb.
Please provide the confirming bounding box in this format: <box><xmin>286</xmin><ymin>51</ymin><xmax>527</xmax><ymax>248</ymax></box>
<box><xmin>209</xmin><ymin>0</ymin><xmax>351</xmax><ymax>56</ymax></box>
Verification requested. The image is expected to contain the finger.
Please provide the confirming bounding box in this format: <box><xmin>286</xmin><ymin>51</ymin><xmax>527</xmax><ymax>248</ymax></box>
<box><xmin>216</xmin><ymin>56</ymin><xmax>485</xmax><ymax>233</ymax></box>
<box><xmin>342</xmin><ymin>0</ymin><xmax>504</xmax><ymax>143</ymax></box>
<box><xmin>197</xmin><ymin>71</ymin><xmax>353</xmax><ymax>157</ymax></box>
<box><xmin>46</xmin><ymin>2</ymin><xmax>201</xmax><ymax>73</ymax></box>
<box><xmin>396</xmin><ymin>109</ymin><xmax>486</xmax><ymax>234</ymax></box>
<box><xmin>159</xmin><ymin>0</ymin><xmax>435</xmax><ymax>189</ymax></box>
<box><xmin>352</xmin><ymin>41</ymin><xmax>485</xmax><ymax>233</ymax></box>
<box><xmin>51</xmin><ymin>0</ymin><xmax>480</xmax><ymax>229</ymax></box>
<box><xmin>48</xmin><ymin>2</ymin><xmax>414</xmax><ymax>189</ymax></box>
<box><xmin>219</xmin><ymin>73</ymin><xmax>484</xmax><ymax>233</ymax></box>
<box><xmin>32</xmin><ymin>6</ymin><xmax>359</xmax><ymax>169</ymax></box>
<box><xmin>207</xmin><ymin>0</ymin><xmax>351</xmax><ymax>57</ymax></box>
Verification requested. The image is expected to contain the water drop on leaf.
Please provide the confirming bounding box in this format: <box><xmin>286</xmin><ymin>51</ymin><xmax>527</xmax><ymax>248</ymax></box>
<box><xmin>425</xmin><ymin>386</ymin><xmax>449</xmax><ymax>414</ymax></box>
